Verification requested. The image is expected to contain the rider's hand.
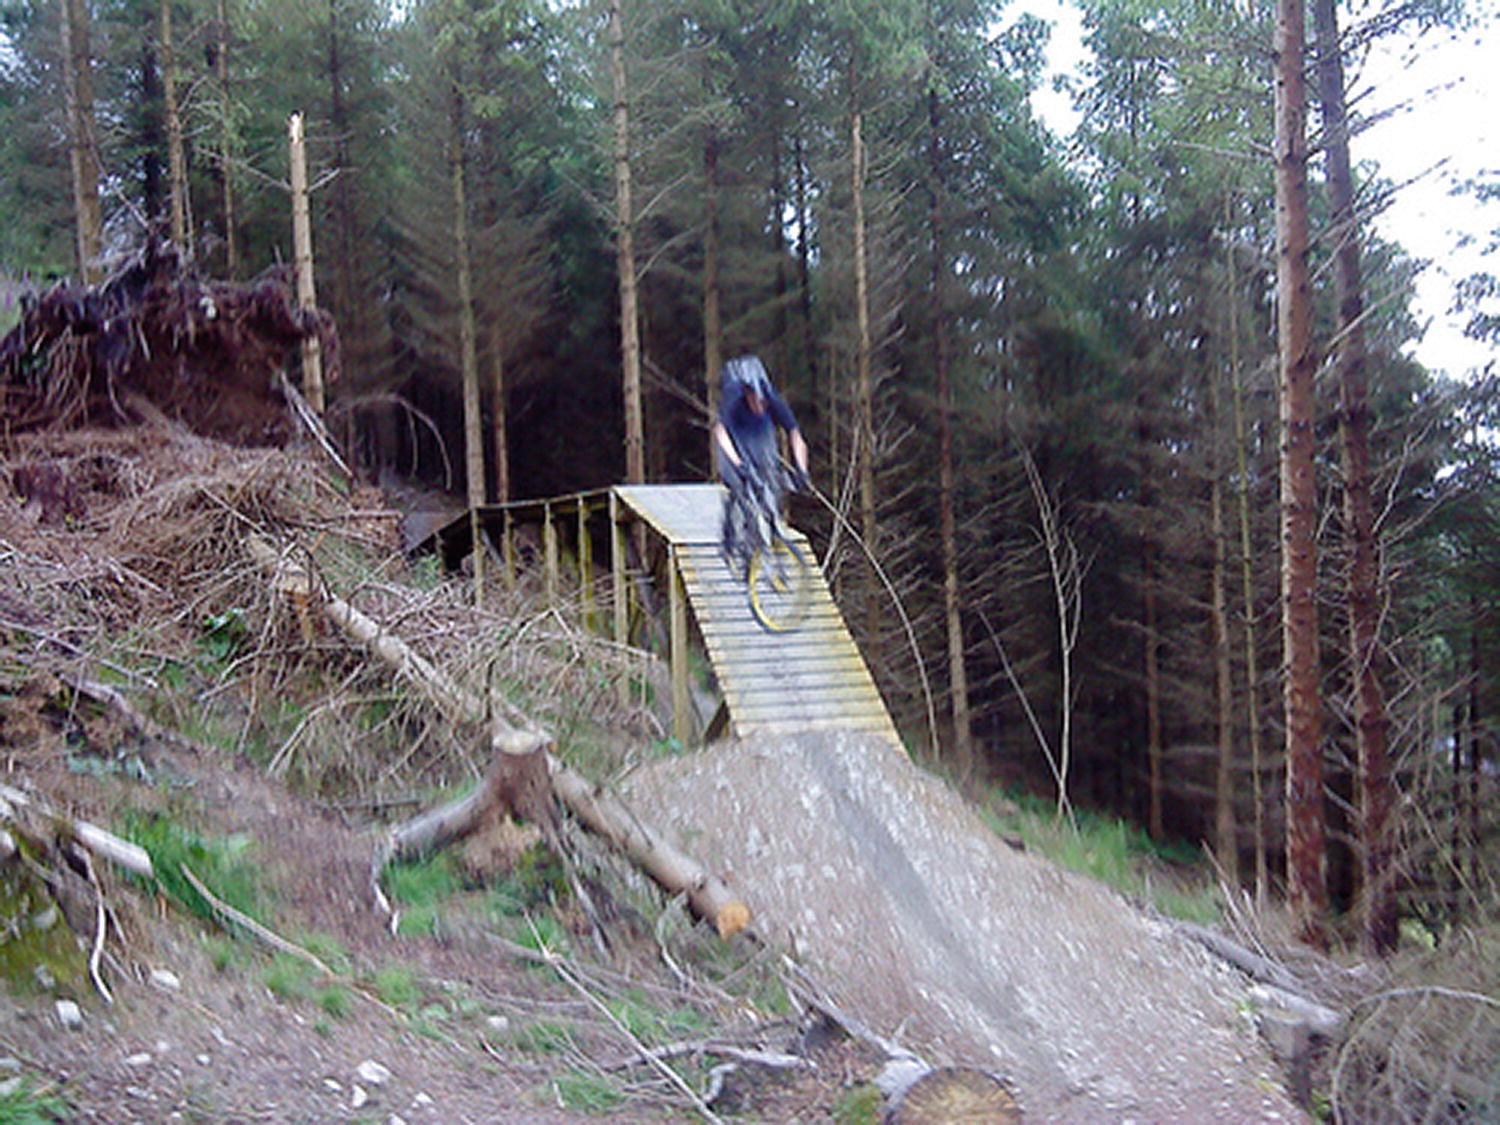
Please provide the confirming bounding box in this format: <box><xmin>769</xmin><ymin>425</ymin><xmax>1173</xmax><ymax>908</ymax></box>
<box><xmin>791</xmin><ymin>466</ymin><xmax>811</xmax><ymax>494</ymax></box>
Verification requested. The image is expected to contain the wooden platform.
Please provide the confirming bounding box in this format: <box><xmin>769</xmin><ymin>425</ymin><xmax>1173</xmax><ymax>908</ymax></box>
<box><xmin>614</xmin><ymin>485</ymin><xmax>898</xmax><ymax>743</ymax></box>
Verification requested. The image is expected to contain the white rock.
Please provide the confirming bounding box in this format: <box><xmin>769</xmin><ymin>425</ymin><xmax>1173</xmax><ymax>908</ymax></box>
<box><xmin>55</xmin><ymin>999</ymin><xmax>83</xmax><ymax>1029</ymax></box>
<box><xmin>124</xmin><ymin>1052</ymin><xmax>153</xmax><ymax>1068</ymax></box>
<box><xmin>412</xmin><ymin>1091</ymin><xmax>433</xmax><ymax>1107</ymax></box>
<box><xmin>356</xmin><ymin>1059</ymin><xmax>392</xmax><ymax>1085</ymax></box>
<box><xmin>323</xmin><ymin>1078</ymin><xmax>343</xmax><ymax>1093</ymax></box>
<box><xmin>388</xmin><ymin>1116</ymin><xmax>408</xmax><ymax>1125</ymax></box>
<box><xmin>485</xmin><ymin>1015</ymin><xmax>510</xmax><ymax>1033</ymax></box>
<box><xmin>351</xmin><ymin>1085</ymin><xmax>369</xmax><ymax>1109</ymax></box>
<box><xmin>196</xmin><ymin>1054</ymin><xmax>211</xmax><ymax>1066</ymax></box>
<box><xmin>149</xmin><ymin>969</ymin><xmax>182</xmax><ymax>991</ymax></box>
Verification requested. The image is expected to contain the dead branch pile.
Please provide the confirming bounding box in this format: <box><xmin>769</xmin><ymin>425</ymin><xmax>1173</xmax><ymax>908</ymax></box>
<box><xmin>0</xmin><ymin>427</ymin><xmax>395</xmax><ymax>635</ymax></box>
<box><xmin>0</xmin><ymin>240</ymin><xmax>338</xmax><ymax>443</ymax></box>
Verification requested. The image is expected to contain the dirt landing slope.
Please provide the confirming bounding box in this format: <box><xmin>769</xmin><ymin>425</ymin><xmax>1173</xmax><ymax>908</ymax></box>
<box><xmin>625</xmin><ymin>731</ymin><xmax>1307</xmax><ymax>1124</ymax></box>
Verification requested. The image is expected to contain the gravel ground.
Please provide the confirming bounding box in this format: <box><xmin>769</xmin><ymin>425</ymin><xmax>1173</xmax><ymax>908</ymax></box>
<box><xmin>625</xmin><ymin>729</ymin><xmax>1310</xmax><ymax>1124</ymax></box>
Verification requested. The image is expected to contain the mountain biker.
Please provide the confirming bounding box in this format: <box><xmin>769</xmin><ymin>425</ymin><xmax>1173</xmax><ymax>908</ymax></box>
<box><xmin>712</xmin><ymin>355</ymin><xmax>810</xmax><ymax>566</ymax></box>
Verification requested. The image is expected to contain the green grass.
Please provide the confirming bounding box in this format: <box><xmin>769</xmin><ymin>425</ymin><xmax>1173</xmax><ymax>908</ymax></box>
<box><xmin>0</xmin><ymin>1077</ymin><xmax>69</xmax><ymax>1125</ymax></box>
<box><xmin>978</xmin><ymin>789</ymin><xmax>1223</xmax><ymax>924</ymax></box>
<box><xmin>606</xmin><ymin>989</ymin><xmax>711</xmax><ymax>1044</ymax></box>
<box><xmin>263</xmin><ymin>953</ymin><xmax>316</xmax><ymax>1002</ymax></box>
<box><xmin>833</xmin><ymin>1084</ymin><xmax>883</xmax><ymax>1125</ymax></box>
<box><xmin>513</xmin><ymin>913</ymin><xmax>569</xmax><ymax>956</ymax></box>
<box><xmin>385</xmin><ymin>850</ymin><xmax>465</xmax><ymax>935</ymax></box>
<box><xmin>372</xmin><ymin>965</ymin><xmax>422</xmax><ymax>1007</ymax></box>
<box><xmin>120</xmin><ymin>813</ymin><xmax>262</xmax><ymax>925</ymax></box>
<box><xmin>512</xmin><ymin>1021</ymin><xmax>575</xmax><ymax>1055</ymax></box>
<box><xmin>553</xmin><ymin>1070</ymin><xmax>624</xmax><ymax>1114</ymax></box>
<box><xmin>317</xmin><ymin>984</ymin><xmax>354</xmax><ymax>1019</ymax></box>
<box><xmin>386</xmin><ymin>848</ymin><xmax>464</xmax><ymax>907</ymax></box>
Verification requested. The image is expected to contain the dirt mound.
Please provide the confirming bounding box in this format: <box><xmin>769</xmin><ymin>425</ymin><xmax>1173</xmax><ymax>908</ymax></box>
<box><xmin>625</xmin><ymin>731</ymin><xmax>1309</xmax><ymax>1124</ymax></box>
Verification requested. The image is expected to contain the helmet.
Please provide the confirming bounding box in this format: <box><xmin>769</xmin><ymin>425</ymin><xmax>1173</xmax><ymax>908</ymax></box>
<box><xmin>722</xmin><ymin>355</ymin><xmax>771</xmax><ymax>402</ymax></box>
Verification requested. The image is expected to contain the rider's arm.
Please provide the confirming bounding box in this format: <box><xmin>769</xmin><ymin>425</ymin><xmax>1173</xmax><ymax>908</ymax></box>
<box><xmin>712</xmin><ymin>420</ymin><xmax>742</xmax><ymax>468</ymax></box>
<box><xmin>788</xmin><ymin>426</ymin><xmax>809</xmax><ymax>476</ymax></box>
<box><xmin>766</xmin><ymin>392</ymin><xmax>809</xmax><ymax>477</ymax></box>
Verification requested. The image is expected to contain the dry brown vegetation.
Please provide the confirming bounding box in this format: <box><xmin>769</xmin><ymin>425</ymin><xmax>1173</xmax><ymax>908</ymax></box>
<box><xmin>0</xmin><ymin>421</ymin><xmax>894</xmax><ymax>1123</ymax></box>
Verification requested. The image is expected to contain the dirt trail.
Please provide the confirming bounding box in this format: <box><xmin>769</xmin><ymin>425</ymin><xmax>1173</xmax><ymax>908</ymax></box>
<box><xmin>625</xmin><ymin>730</ymin><xmax>1308</xmax><ymax>1124</ymax></box>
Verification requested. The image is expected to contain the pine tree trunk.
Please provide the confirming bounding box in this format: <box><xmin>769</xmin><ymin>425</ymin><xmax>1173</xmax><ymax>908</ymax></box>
<box><xmin>327</xmin><ymin>0</ymin><xmax>357</xmax><ymax>361</ymax></box>
<box><xmin>450</xmin><ymin>88</ymin><xmax>485</xmax><ymax>598</ymax></box>
<box><xmin>1274</xmin><ymin>0</ymin><xmax>1328</xmax><ymax>949</ymax></box>
<box><xmin>159</xmin><ymin>0</ymin><xmax>190</xmax><ymax>255</ymax></box>
<box><xmin>1312</xmin><ymin>0</ymin><xmax>1395</xmax><ymax>957</ymax></box>
<box><xmin>928</xmin><ymin>89</ymin><xmax>971</xmax><ymax>775</ymax></box>
<box><xmin>610</xmin><ymin>0</ymin><xmax>644</xmax><ymax>485</ymax></box>
<box><xmin>489</xmin><ymin>334</ymin><xmax>510</xmax><ymax>505</ymax></box>
<box><xmin>851</xmin><ymin>104</ymin><xmax>878</xmax><ymax>641</ymax></box>
<box><xmin>1145</xmin><ymin>555</ymin><xmax>1163</xmax><ymax>841</ymax></box>
<box><xmin>702</xmin><ymin>121</ymin><xmax>722</xmax><ymax>451</ymax></box>
<box><xmin>1227</xmin><ymin>204</ymin><xmax>1269</xmax><ymax>901</ymax></box>
<box><xmin>60</xmin><ymin>0</ymin><xmax>103</xmax><ymax>283</ymax></box>
<box><xmin>215</xmin><ymin>0</ymin><xmax>239</xmax><ymax>278</ymax></box>
<box><xmin>1211</xmin><ymin>400</ymin><xmax>1239</xmax><ymax>885</ymax></box>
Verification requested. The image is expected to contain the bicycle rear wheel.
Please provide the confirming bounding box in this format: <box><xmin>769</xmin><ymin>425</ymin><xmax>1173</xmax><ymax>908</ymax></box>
<box><xmin>747</xmin><ymin>537</ymin><xmax>811</xmax><ymax>632</ymax></box>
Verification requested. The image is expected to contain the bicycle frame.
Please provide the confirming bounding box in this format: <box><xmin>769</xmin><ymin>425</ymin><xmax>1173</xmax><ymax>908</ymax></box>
<box><xmin>726</xmin><ymin>460</ymin><xmax>789</xmax><ymax>570</ymax></box>
<box><xmin>725</xmin><ymin>461</ymin><xmax>810</xmax><ymax>632</ymax></box>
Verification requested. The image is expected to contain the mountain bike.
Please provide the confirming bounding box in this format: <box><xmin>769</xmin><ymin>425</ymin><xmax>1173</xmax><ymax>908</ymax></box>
<box><xmin>723</xmin><ymin>462</ymin><xmax>812</xmax><ymax>633</ymax></box>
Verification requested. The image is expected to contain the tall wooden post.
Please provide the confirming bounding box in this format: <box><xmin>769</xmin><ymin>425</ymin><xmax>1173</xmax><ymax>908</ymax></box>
<box><xmin>288</xmin><ymin>112</ymin><xmax>324</xmax><ymax>415</ymax></box>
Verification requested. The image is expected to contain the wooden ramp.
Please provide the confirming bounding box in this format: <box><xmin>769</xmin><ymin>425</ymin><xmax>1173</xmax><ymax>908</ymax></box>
<box><xmin>615</xmin><ymin>484</ymin><xmax>898</xmax><ymax>744</ymax></box>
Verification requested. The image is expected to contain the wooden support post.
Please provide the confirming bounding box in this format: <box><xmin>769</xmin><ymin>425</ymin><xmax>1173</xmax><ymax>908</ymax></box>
<box><xmin>611</xmin><ymin>491</ymin><xmax>630</xmax><ymax>708</ymax></box>
<box><xmin>502</xmin><ymin>508</ymin><xmax>516</xmax><ymax>589</ymax></box>
<box><xmin>578</xmin><ymin>497</ymin><xmax>595</xmax><ymax>630</ymax></box>
<box><xmin>670</xmin><ymin>544</ymin><xmax>690</xmax><ymax>746</ymax></box>
<box><xmin>543</xmin><ymin>501</ymin><xmax>559</xmax><ymax>607</ymax></box>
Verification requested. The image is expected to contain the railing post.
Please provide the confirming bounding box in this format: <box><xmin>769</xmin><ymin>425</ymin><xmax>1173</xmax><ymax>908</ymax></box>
<box><xmin>578</xmin><ymin>496</ymin><xmax>595</xmax><ymax>630</ymax></box>
<box><xmin>669</xmin><ymin>543</ymin><xmax>690</xmax><ymax>747</ymax></box>
<box><xmin>543</xmin><ymin>500</ymin><xmax>558</xmax><ymax>607</ymax></box>
<box><xmin>502</xmin><ymin>508</ymin><xmax>516</xmax><ymax>589</ymax></box>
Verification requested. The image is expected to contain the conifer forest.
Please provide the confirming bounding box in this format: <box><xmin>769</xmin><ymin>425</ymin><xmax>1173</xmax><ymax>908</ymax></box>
<box><xmin>2</xmin><ymin>0</ymin><xmax>1498</xmax><ymax>954</ymax></box>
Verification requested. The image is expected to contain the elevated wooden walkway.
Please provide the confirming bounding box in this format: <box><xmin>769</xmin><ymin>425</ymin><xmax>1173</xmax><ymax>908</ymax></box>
<box><xmin>614</xmin><ymin>485</ymin><xmax>897</xmax><ymax>743</ymax></box>
<box><xmin>429</xmin><ymin>484</ymin><xmax>898</xmax><ymax>746</ymax></box>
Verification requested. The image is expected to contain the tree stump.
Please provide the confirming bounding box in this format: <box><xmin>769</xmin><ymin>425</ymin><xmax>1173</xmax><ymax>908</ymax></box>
<box><xmin>884</xmin><ymin>1066</ymin><xmax>1022</xmax><ymax>1124</ymax></box>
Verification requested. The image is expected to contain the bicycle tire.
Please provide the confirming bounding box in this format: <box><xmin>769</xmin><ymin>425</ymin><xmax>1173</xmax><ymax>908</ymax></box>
<box><xmin>747</xmin><ymin>536</ymin><xmax>811</xmax><ymax>632</ymax></box>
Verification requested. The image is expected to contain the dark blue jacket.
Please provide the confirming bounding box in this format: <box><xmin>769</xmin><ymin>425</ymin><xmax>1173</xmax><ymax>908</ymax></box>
<box><xmin>719</xmin><ymin>380</ymin><xmax>798</xmax><ymax>472</ymax></box>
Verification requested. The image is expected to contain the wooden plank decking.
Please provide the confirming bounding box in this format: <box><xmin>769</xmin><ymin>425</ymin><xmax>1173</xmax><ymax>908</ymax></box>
<box><xmin>614</xmin><ymin>484</ymin><xmax>898</xmax><ymax>743</ymax></box>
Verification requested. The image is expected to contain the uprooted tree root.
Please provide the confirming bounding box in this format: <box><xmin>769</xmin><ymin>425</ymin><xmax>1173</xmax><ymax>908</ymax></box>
<box><xmin>0</xmin><ymin>240</ymin><xmax>336</xmax><ymax>443</ymax></box>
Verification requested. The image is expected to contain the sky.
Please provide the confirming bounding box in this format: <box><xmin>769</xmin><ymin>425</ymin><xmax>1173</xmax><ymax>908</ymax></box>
<box><xmin>1007</xmin><ymin>0</ymin><xmax>1499</xmax><ymax>382</ymax></box>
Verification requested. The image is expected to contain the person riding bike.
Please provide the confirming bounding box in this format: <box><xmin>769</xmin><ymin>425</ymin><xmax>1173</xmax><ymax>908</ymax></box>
<box><xmin>712</xmin><ymin>355</ymin><xmax>810</xmax><ymax>568</ymax></box>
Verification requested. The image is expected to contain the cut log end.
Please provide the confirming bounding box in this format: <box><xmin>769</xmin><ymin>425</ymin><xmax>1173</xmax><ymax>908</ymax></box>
<box><xmin>715</xmin><ymin>899</ymin><xmax>751</xmax><ymax>940</ymax></box>
<box><xmin>886</xmin><ymin>1067</ymin><xmax>1022</xmax><ymax>1124</ymax></box>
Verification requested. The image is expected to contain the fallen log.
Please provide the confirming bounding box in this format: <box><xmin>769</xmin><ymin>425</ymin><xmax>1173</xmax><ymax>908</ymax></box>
<box><xmin>0</xmin><ymin>781</ymin><xmax>154</xmax><ymax>878</ymax></box>
<box><xmin>245</xmin><ymin>534</ymin><xmax>751</xmax><ymax>939</ymax></box>
<box><xmin>549</xmin><ymin>762</ymin><xmax>750</xmax><ymax>939</ymax></box>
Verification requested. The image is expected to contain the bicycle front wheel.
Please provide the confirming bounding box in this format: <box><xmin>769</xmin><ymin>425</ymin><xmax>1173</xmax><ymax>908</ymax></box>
<box><xmin>747</xmin><ymin>537</ymin><xmax>811</xmax><ymax>632</ymax></box>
